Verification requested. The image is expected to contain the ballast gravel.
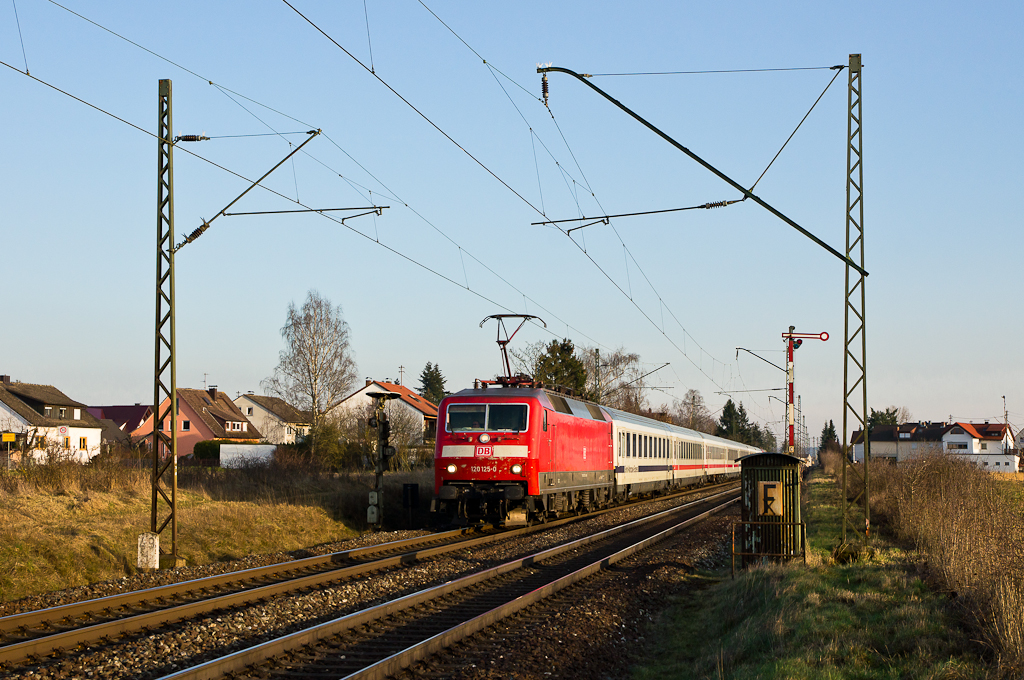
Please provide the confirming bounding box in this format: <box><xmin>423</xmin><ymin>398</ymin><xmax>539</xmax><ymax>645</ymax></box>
<box><xmin>4</xmin><ymin>490</ymin><xmax>734</xmax><ymax>679</ymax></box>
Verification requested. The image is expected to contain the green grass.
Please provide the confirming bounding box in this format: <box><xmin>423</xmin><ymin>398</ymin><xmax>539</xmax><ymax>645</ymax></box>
<box><xmin>631</xmin><ymin>470</ymin><xmax>989</xmax><ymax>680</ymax></box>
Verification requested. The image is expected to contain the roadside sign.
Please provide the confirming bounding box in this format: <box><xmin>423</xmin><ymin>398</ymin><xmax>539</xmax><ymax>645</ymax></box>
<box><xmin>59</xmin><ymin>426</ymin><xmax>68</xmax><ymax>435</ymax></box>
<box><xmin>1</xmin><ymin>433</ymin><xmax>14</xmax><ymax>442</ymax></box>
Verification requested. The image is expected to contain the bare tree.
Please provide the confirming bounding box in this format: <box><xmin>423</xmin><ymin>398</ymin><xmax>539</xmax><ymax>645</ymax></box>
<box><xmin>896</xmin><ymin>405</ymin><xmax>914</xmax><ymax>425</ymax></box>
<box><xmin>581</xmin><ymin>347</ymin><xmax>643</xmax><ymax>408</ymax></box>
<box><xmin>670</xmin><ymin>389</ymin><xmax>717</xmax><ymax>434</ymax></box>
<box><xmin>335</xmin><ymin>400</ymin><xmax>424</xmax><ymax>471</ymax></box>
<box><xmin>511</xmin><ymin>340</ymin><xmax>649</xmax><ymax>412</ymax></box>
<box><xmin>262</xmin><ymin>290</ymin><xmax>357</xmax><ymax>460</ymax></box>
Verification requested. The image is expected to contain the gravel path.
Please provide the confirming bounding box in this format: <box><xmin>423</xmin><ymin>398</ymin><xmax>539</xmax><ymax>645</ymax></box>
<box><xmin>5</xmin><ymin>491</ymin><xmax>732</xmax><ymax>679</ymax></box>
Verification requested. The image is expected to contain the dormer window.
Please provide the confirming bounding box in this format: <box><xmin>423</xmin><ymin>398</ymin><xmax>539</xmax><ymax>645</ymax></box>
<box><xmin>59</xmin><ymin>407</ymin><xmax>67</xmax><ymax>419</ymax></box>
<box><xmin>43</xmin><ymin>406</ymin><xmax>52</xmax><ymax>417</ymax></box>
<box><xmin>73</xmin><ymin>408</ymin><xmax>81</xmax><ymax>420</ymax></box>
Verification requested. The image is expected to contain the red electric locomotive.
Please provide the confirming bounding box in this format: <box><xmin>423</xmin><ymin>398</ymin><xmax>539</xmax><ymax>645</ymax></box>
<box><xmin>431</xmin><ymin>314</ymin><xmax>757</xmax><ymax>525</ymax></box>
<box><xmin>432</xmin><ymin>385</ymin><xmax>612</xmax><ymax>524</ymax></box>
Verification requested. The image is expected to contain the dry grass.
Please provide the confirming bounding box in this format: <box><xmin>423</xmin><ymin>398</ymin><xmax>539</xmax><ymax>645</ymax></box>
<box><xmin>869</xmin><ymin>455</ymin><xmax>1024</xmax><ymax>673</ymax></box>
<box><xmin>0</xmin><ymin>455</ymin><xmax>433</xmax><ymax>603</ymax></box>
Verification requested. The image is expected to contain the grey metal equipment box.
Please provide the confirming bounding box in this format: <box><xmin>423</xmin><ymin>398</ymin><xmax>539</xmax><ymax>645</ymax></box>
<box><xmin>734</xmin><ymin>453</ymin><xmax>805</xmax><ymax>572</ymax></box>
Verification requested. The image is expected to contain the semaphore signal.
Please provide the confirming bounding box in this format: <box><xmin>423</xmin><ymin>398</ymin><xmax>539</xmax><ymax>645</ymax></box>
<box><xmin>781</xmin><ymin>326</ymin><xmax>827</xmax><ymax>455</ymax></box>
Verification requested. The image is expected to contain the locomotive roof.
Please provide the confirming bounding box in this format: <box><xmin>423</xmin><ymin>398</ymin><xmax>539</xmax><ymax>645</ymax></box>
<box><xmin>446</xmin><ymin>387</ymin><xmax>761</xmax><ymax>454</ymax></box>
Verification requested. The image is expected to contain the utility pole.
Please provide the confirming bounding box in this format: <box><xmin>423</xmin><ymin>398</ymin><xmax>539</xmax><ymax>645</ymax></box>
<box><xmin>841</xmin><ymin>53</ymin><xmax>870</xmax><ymax>553</ymax></box>
<box><xmin>151</xmin><ymin>79</ymin><xmax>180</xmax><ymax>567</ymax></box>
<box><xmin>147</xmin><ymin>80</ymin><xmax>349</xmax><ymax>568</ymax></box>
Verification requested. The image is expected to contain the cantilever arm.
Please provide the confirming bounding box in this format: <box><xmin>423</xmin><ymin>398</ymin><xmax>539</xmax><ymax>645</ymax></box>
<box><xmin>538</xmin><ymin>66</ymin><xmax>867</xmax><ymax>277</ymax></box>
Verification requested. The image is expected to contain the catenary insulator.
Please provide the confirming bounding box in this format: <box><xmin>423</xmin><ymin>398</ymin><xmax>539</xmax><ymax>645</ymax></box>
<box><xmin>542</xmin><ymin>74</ymin><xmax>549</xmax><ymax>107</ymax></box>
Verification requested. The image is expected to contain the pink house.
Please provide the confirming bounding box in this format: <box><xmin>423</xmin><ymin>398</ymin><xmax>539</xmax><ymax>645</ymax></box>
<box><xmin>131</xmin><ymin>387</ymin><xmax>261</xmax><ymax>457</ymax></box>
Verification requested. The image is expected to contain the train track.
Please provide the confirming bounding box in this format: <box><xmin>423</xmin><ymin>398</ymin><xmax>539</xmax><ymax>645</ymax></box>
<box><xmin>161</xmin><ymin>487</ymin><xmax>738</xmax><ymax>680</ymax></box>
<box><xmin>0</xmin><ymin>481</ymin><xmax>735</xmax><ymax>672</ymax></box>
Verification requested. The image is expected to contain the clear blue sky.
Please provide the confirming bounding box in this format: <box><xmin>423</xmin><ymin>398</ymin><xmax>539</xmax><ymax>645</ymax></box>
<box><xmin>2</xmin><ymin>0</ymin><xmax>1021</xmax><ymax>444</ymax></box>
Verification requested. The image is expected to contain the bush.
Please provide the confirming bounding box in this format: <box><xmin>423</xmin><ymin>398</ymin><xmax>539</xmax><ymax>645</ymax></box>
<box><xmin>192</xmin><ymin>440</ymin><xmax>226</xmax><ymax>461</ymax></box>
<box><xmin>869</xmin><ymin>454</ymin><xmax>1024</xmax><ymax>670</ymax></box>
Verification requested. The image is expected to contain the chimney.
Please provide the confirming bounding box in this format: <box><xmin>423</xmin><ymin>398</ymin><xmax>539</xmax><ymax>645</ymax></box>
<box><xmin>0</xmin><ymin>375</ymin><xmax>10</xmax><ymax>385</ymax></box>
<box><xmin>208</xmin><ymin>386</ymin><xmax>218</xmax><ymax>401</ymax></box>
<box><xmin>365</xmin><ymin>379</ymin><xmax>373</xmax><ymax>387</ymax></box>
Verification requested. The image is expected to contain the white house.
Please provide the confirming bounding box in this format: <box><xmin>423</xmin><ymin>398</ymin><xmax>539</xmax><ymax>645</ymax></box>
<box><xmin>0</xmin><ymin>376</ymin><xmax>104</xmax><ymax>463</ymax></box>
<box><xmin>942</xmin><ymin>422</ymin><xmax>1017</xmax><ymax>471</ymax></box>
<box><xmin>233</xmin><ymin>393</ymin><xmax>310</xmax><ymax>445</ymax></box>
<box><xmin>852</xmin><ymin>420</ymin><xmax>1018</xmax><ymax>471</ymax></box>
<box><xmin>333</xmin><ymin>380</ymin><xmax>438</xmax><ymax>444</ymax></box>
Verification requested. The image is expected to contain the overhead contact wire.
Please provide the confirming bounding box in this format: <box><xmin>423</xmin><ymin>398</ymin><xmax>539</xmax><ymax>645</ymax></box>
<box><xmin>28</xmin><ymin>1</ymin><xmax>627</xmax><ymax>356</ymax></box>
<box><xmin>590</xmin><ymin>66</ymin><xmax>843</xmax><ymax>76</ymax></box>
<box><xmin>12</xmin><ymin>0</ymin><xmax>29</xmax><ymax>74</ymax></box>
<box><xmin>749</xmin><ymin>65</ymin><xmax>845</xmax><ymax>192</ymax></box>
<box><xmin>281</xmin><ymin>0</ymin><xmax>544</xmax><ymax>216</ymax></box>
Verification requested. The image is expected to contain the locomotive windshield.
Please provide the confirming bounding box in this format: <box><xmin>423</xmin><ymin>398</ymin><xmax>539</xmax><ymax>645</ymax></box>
<box><xmin>488</xmin><ymin>404</ymin><xmax>528</xmax><ymax>431</ymax></box>
<box><xmin>447</xmin><ymin>403</ymin><xmax>528</xmax><ymax>432</ymax></box>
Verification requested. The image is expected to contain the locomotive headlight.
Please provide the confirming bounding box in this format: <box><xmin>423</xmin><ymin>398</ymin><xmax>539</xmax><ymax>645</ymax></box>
<box><xmin>446</xmin><ymin>464</ymin><xmax>457</xmax><ymax>474</ymax></box>
<box><xmin>478</xmin><ymin>433</ymin><xmax>491</xmax><ymax>444</ymax></box>
<box><xmin>511</xmin><ymin>464</ymin><xmax>523</xmax><ymax>475</ymax></box>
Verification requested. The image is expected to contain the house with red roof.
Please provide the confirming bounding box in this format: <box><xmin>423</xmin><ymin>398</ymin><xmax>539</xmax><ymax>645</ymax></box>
<box><xmin>130</xmin><ymin>387</ymin><xmax>261</xmax><ymax>458</ymax></box>
<box><xmin>852</xmin><ymin>420</ymin><xmax>1017</xmax><ymax>471</ymax></box>
<box><xmin>334</xmin><ymin>379</ymin><xmax>438</xmax><ymax>443</ymax></box>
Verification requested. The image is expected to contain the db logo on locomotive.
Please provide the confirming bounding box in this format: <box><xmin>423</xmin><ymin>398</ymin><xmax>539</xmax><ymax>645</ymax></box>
<box><xmin>474</xmin><ymin>445</ymin><xmax>493</xmax><ymax>458</ymax></box>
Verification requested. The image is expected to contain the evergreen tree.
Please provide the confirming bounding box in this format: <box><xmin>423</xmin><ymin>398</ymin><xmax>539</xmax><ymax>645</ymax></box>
<box><xmin>418</xmin><ymin>362</ymin><xmax>447</xmax><ymax>405</ymax></box>
<box><xmin>868</xmin><ymin>407</ymin><xmax>899</xmax><ymax>432</ymax></box>
<box><xmin>717</xmin><ymin>399</ymin><xmax>751</xmax><ymax>442</ymax></box>
<box><xmin>819</xmin><ymin>419</ymin><xmax>839</xmax><ymax>453</ymax></box>
<box><xmin>534</xmin><ymin>339</ymin><xmax>588</xmax><ymax>395</ymax></box>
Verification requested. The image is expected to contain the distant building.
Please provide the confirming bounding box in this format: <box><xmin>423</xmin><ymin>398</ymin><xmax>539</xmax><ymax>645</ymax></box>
<box><xmin>0</xmin><ymin>375</ymin><xmax>104</xmax><ymax>463</ymax></box>
<box><xmin>334</xmin><ymin>380</ymin><xmax>438</xmax><ymax>443</ymax></box>
<box><xmin>233</xmin><ymin>393</ymin><xmax>310</xmax><ymax>445</ymax></box>
<box><xmin>87</xmin><ymin>403</ymin><xmax>152</xmax><ymax>451</ymax></box>
<box><xmin>131</xmin><ymin>387</ymin><xmax>261</xmax><ymax>457</ymax></box>
<box><xmin>852</xmin><ymin>420</ymin><xmax>1018</xmax><ymax>471</ymax></box>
